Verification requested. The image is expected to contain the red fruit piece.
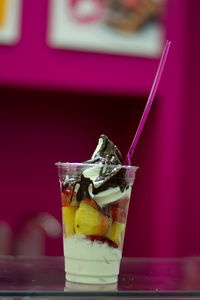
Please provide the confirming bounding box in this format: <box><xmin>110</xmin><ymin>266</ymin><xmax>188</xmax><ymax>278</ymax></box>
<box><xmin>63</xmin><ymin>187</ymin><xmax>73</xmax><ymax>195</ymax></box>
<box><xmin>110</xmin><ymin>207</ymin><xmax>126</xmax><ymax>223</ymax></box>
<box><xmin>123</xmin><ymin>0</ymin><xmax>139</xmax><ymax>9</ymax></box>
<box><xmin>86</xmin><ymin>235</ymin><xmax>118</xmax><ymax>248</ymax></box>
<box><xmin>108</xmin><ymin>197</ymin><xmax>129</xmax><ymax>223</ymax></box>
<box><xmin>61</xmin><ymin>193</ymin><xmax>70</xmax><ymax>207</ymax></box>
<box><xmin>61</xmin><ymin>187</ymin><xmax>73</xmax><ymax>207</ymax></box>
<box><xmin>112</xmin><ymin>197</ymin><xmax>129</xmax><ymax>210</ymax></box>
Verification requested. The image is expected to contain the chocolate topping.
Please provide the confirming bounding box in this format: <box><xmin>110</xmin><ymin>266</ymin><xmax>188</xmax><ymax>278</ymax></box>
<box><xmin>93</xmin><ymin>167</ymin><xmax>128</xmax><ymax>194</ymax></box>
<box><xmin>85</xmin><ymin>134</ymin><xmax>122</xmax><ymax>165</ymax></box>
<box><xmin>75</xmin><ymin>175</ymin><xmax>93</xmax><ymax>202</ymax></box>
<box><xmin>63</xmin><ymin>134</ymin><xmax>129</xmax><ymax>205</ymax></box>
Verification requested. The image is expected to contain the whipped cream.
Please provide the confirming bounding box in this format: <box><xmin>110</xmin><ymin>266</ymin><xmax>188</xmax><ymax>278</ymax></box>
<box><xmin>82</xmin><ymin>164</ymin><xmax>131</xmax><ymax>207</ymax></box>
<box><xmin>93</xmin><ymin>185</ymin><xmax>131</xmax><ymax>208</ymax></box>
<box><xmin>83</xmin><ymin>165</ymin><xmax>102</xmax><ymax>186</ymax></box>
<box><xmin>63</xmin><ymin>135</ymin><xmax>130</xmax><ymax>205</ymax></box>
<box><xmin>91</xmin><ymin>137</ymin><xmax>104</xmax><ymax>160</ymax></box>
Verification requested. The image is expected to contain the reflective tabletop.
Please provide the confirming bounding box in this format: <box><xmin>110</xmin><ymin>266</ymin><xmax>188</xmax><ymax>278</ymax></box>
<box><xmin>1</xmin><ymin>256</ymin><xmax>200</xmax><ymax>298</ymax></box>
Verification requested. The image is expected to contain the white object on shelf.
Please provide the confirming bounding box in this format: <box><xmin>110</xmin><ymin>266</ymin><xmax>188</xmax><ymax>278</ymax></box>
<box><xmin>15</xmin><ymin>213</ymin><xmax>62</xmax><ymax>256</ymax></box>
<box><xmin>0</xmin><ymin>0</ymin><xmax>22</xmax><ymax>45</ymax></box>
<box><xmin>47</xmin><ymin>0</ymin><xmax>164</xmax><ymax>57</ymax></box>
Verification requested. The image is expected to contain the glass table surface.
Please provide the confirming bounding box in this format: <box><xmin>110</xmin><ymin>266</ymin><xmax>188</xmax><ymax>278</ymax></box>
<box><xmin>1</xmin><ymin>256</ymin><xmax>200</xmax><ymax>299</ymax></box>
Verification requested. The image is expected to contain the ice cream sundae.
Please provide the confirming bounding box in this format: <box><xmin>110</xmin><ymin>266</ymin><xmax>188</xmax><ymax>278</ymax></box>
<box><xmin>56</xmin><ymin>134</ymin><xmax>138</xmax><ymax>284</ymax></box>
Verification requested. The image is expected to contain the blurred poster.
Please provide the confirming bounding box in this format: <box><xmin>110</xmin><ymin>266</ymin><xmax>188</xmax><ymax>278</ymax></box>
<box><xmin>47</xmin><ymin>0</ymin><xmax>166</xmax><ymax>57</ymax></box>
<box><xmin>0</xmin><ymin>0</ymin><xmax>22</xmax><ymax>45</ymax></box>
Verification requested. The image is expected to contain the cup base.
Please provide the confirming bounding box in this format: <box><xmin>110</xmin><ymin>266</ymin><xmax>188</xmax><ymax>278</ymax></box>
<box><xmin>66</xmin><ymin>272</ymin><xmax>118</xmax><ymax>284</ymax></box>
<box><xmin>65</xmin><ymin>280</ymin><xmax>118</xmax><ymax>291</ymax></box>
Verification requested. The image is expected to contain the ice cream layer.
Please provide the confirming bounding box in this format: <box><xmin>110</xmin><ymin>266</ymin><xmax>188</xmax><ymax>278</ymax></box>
<box><xmin>64</xmin><ymin>235</ymin><xmax>121</xmax><ymax>284</ymax></box>
<box><xmin>93</xmin><ymin>185</ymin><xmax>131</xmax><ymax>208</ymax></box>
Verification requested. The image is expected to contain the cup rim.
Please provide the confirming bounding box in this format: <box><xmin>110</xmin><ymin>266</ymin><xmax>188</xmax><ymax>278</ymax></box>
<box><xmin>55</xmin><ymin>161</ymin><xmax>139</xmax><ymax>171</ymax></box>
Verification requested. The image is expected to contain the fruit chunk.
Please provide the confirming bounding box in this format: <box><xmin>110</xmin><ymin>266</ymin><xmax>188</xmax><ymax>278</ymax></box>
<box><xmin>110</xmin><ymin>207</ymin><xmax>127</xmax><ymax>223</ymax></box>
<box><xmin>75</xmin><ymin>199</ymin><xmax>111</xmax><ymax>236</ymax></box>
<box><xmin>61</xmin><ymin>186</ymin><xmax>72</xmax><ymax>207</ymax></box>
<box><xmin>61</xmin><ymin>189</ymin><xmax>77</xmax><ymax>207</ymax></box>
<box><xmin>61</xmin><ymin>192</ymin><xmax>70</xmax><ymax>207</ymax></box>
<box><xmin>109</xmin><ymin>196</ymin><xmax>129</xmax><ymax>223</ymax></box>
<box><xmin>83</xmin><ymin>198</ymin><xmax>98</xmax><ymax>209</ymax></box>
<box><xmin>86</xmin><ymin>235</ymin><xmax>118</xmax><ymax>248</ymax></box>
<box><xmin>112</xmin><ymin>197</ymin><xmax>129</xmax><ymax>210</ymax></box>
<box><xmin>62</xmin><ymin>206</ymin><xmax>77</xmax><ymax>236</ymax></box>
<box><xmin>107</xmin><ymin>221</ymin><xmax>125</xmax><ymax>245</ymax></box>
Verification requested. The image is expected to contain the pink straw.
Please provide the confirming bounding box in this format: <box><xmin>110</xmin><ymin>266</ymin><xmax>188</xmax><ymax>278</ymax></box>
<box><xmin>125</xmin><ymin>40</ymin><xmax>171</xmax><ymax>166</ymax></box>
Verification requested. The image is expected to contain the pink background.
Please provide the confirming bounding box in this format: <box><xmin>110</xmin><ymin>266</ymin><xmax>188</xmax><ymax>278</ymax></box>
<box><xmin>0</xmin><ymin>0</ymin><xmax>200</xmax><ymax>257</ymax></box>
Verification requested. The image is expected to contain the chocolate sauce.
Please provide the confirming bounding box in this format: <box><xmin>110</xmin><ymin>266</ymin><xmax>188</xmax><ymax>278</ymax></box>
<box><xmin>63</xmin><ymin>134</ymin><xmax>128</xmax><ymax>205</ymax></box>
<box><xmin>74</xmin><ymin>175</ymin><xmax>93</xmax><ymax>202</ymax></box>
<box><xmin>85</xmin><ymin>134</ymin><xmax>122</xmax><ymax>165</ymax></box>
<box><xmin>93</xmin><ymin>167</ymin><xmax>128</xmax><ymax>194</ymax></box>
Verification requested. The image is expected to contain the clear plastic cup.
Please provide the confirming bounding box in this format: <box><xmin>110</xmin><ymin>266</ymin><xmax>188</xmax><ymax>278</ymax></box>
<box><xmin>56</xmin><ymin>162</ymin><xmax>138</xmax><ymax>284</ymax></box>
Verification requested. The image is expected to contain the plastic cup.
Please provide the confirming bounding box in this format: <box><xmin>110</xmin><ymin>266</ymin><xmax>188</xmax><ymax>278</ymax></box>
<box><xmin>56</xmin><ymin>162</ymin><xmax>138</xmax><ymax>284</ymax></box>
<box><xmin>65</xmin><ymin>280</ymin><xmax>118</xmax><ymax>291</ymax></box>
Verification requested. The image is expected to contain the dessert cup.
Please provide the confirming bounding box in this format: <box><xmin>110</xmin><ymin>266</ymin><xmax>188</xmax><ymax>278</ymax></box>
<box><xmin>56</xmin><ymin>162</ymin><xmax>138</xmax><ymax>284</ymax></box>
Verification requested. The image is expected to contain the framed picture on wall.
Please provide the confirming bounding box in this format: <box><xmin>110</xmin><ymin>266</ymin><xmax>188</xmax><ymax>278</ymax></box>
<box><xmin>47</xmin><ymin>0</ymin><xmax>166</xmax><ymax>57</ymax></box>
<box><xmin>0</xmin><ymin>0</ymin><xmax>22</xmax><ymax>45</ymax></box>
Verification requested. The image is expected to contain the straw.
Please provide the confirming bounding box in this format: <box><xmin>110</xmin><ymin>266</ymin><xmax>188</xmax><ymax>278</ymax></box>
<box><xmin>125</xmin><ymin>40</ymin><xmax>171</xmax><ymax>166</ymax></box>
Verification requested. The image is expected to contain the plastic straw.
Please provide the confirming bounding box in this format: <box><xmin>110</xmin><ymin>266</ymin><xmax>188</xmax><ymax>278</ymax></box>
<box><xmin>125</xmin><ymin>40</ymin><xmax>171</xmax><ymax>166</ymax></box>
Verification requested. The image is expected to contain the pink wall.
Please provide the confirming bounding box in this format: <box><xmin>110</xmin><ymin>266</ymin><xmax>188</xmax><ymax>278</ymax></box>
<box><xmin>0</xmin><ymin>89</ymin><xmax>146</xmax><ymax>256</ymax></box>
<box><xmin>0</xmin><ymin>0</ymin><xmax>200</xmax><ymax>257</ymax></box>
<box><xmin>178</xmin><ymin>0</ymin><xmax>200</xmax><ymax>256</ymax></box>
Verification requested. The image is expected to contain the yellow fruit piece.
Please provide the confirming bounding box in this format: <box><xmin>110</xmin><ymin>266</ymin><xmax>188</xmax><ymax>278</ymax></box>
<box><xmin>62</xmin><ymin>206</ymin><xmax>77</xmax><ymax>237</ymax></box>
<box><xmin>107</xmin><ymin>221</ymin><xmax>125</xmax><ymax>245</ymax></box>
<box><xmin>70</xmin><ymin>194</ymin><xmax>77</xmax><ymax>206</ymax></box>
<box><xmin>75</xmin><ymin>200</ymin><xmax>111</xmax><ymax>236</ymax></box>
